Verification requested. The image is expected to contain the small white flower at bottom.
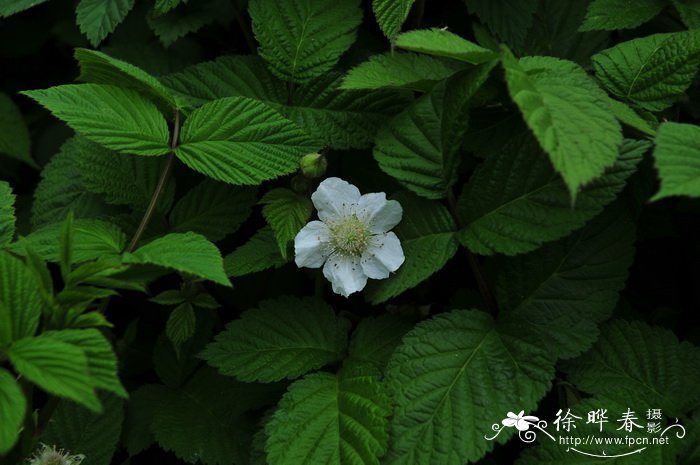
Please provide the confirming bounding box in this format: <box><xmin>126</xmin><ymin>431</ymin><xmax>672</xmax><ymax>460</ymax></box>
<box><xmin>294</xmin><ymin>177</ymin><xmax>405</xmax><ymax>297</ymax></box>
<box><xmin>27</xmin><ymin>444</ymin><xmax>85</xmax><ymax>465</ymax></box>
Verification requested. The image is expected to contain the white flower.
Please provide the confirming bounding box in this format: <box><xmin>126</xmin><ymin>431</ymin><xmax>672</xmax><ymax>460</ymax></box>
<box><xmin>294</xmin><ymin>177</ymin><xmax>405</xmax><ymax>297</ymax></box>
<box><xmin>27</xmin><ymin>444</ymin><xmax>85</xmax><ymax>465</ymax></box>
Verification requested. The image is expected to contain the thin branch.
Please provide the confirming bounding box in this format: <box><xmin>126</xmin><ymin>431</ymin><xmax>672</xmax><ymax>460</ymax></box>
<box><xmin>126</xmin><ymin>111</ymin><xmax>181</xmax><ymax>253</ymax></box>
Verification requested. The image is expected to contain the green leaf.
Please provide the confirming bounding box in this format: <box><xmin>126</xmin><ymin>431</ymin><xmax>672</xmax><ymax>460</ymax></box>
<box><xmin>502</xmin><ymin>52</ymin><xmax>623</xmax><ymax>195</ymax></box>
<box><xmin>673</xmin><ymin>0</ymin><xmax>700</xmax><ymax>29</ymax></box>
<box><xmin>8</xmin><ymin>336</ymin><xmax>100</xmax><ymax>411</ymax></box>
<box><xmin>457</xmin><ymin>138</ymin><xmax>648</xmax><ymax>255</ymax></box>
<box><xmin>651</xmin><ymin>122</ymin><xmax>700</xmax><ymax>200</ymax></box>
<box><xmin>374</xmin><ymin>63</ymin><xmax>496</xmax><ymax>199</ymax></box>
<box><xmin>341</xmin><ymin>52</ymin><xmax>463</xmax><ymax>92</ymax></box>
<box><xmin>202</xmin><ymin>296</ymin><xmax>348</xmax><ymax>382</ymax></box>
<box><xmin>260</xmin><ymin>188</ymin><xmax>313</xmax><ymax>259</ymax></box>
<box><xmin>122</xmin><ymin>385</ymin><xmax>160</xmax><ymax>456</ymax></box>
<box><xmin>22</xmin><ymin>84</ymin><xmax>171</xmax><ymax>156</ymax></box>
<box><xmin>123</xmin><ymin>232</ymin><xmax>230</xmax><ymax>286</ymax></box>
<box><xmin>265</xmin><ymin>362</ymin><xmax>390</xmax><ymax>465</ymax></box>
<box><xmin>580</xmin><ymin>0</ymin><xmax>665</xmax><ymax>31</ymax></box>
<box><xmin>42</xmin><ymin>393</ymin><xmax>125</xmax><ymax>465</ymax></box>
<box><xmin>151</xmin><ymin>367</ymin><xmax>281</xmax><ymax>465</ymax></box>
<box><xmin>31</xmin><ymin>137</ymin><xmax>114</xmax><ymax>228</ymax></box>
<box><xmin>154</xmin><ymin>0</ymin><xmax>185</xmax><ymax>15</ymax></box>
<box><xmin>76</xmin><ymin>0</ymin><xmax>135</xmax><ymax>47</ymax></box>
<box><xmin>347</xmin><ymin>314</ymin><xmax>415</xmax><ymax>370</ymax></box>
<box><xmin>0</xmin><ymin>181</ymin><xmax>16</xmax><ymax>248</ymax></box>
<box><xmin>384</xmin><ymin>309</ymin><xmax>554</xmax><ymax>465</ymax></box>
<box><xmin>0</xmin><ymin>368</ymin><xmax>25</xmax><ymax>455</ymax></box>
<box><xmin>498</xmin><ymin>203</ymin><xmax>636</xmax><ymax>359</ymax></box>
<box><xmin>153</xmin><ymin>310</ymin><xmax>214</xmax><ymax>388</ymax></box>
<box><xmin>565</xmin><ymin>319</ymin><xmax>700</xmax><ymax>416</ymax></box>
<box><xmin>608</xmin><ymin>98</ymin><xmax>657</xmax><ymax>136</ymax></box>
<box><xmin>394</xmin><ymin>28</ymin><xmax>498</xmax><ymax>64</ymax></box>
<box><xmin>175</xmin><ymin>96</ymin><xmax>319</xmax><ymax>185</ymax></box>
<box><xmin>163</xmin><ymin>55</ymin><xmax>410</xmax><ymax>150</ymax></box>
<box><xmin>249</xmin><ymin>0</ymin><xmax>362</xmax><ymax>84</ymax></box>
<box><xmin>71</xmin><ymin>136</ymin><xmax>176</xmax><ymax>212</ymax></box>
<box><xmin>372</xmin><ymin>0</ymin><xmax>415</xmax><ymax>38</ymax></box>
<box><xmin>0</xmin><ymin>251</ymin><xmax>41</xmax><ymax>346</ymax></box>
<box><xmin>42</xmin><ymin>329</ymin><xmax>127</xmax><ymax>398</ymax></box>
<box><xmin>0</xmin><ymin>93</ymin><xmax>35</xmax><ymax>167</ymax></box>
<box><xmin>224</xmin><ymin>227</ymin><xmax>288</xmax><ymax>277</ymax></box>
<box><xmin>467</xmin><ymin>0</ymin><xmax>539</xmax><ymax>49</ymax></box>
<box><xmin>0</xmin><ymin>0</ymin><xmax>50</xmax><ymax>17</ymax></box>
<box><xmin>593</xmin><ymin>31</ymin><xmax>700</xmax><ymax>112</ymax></box>
<box><xmin>17</xmin><ymin>219</ymin><xmax>126</xmax><ymax>263</ymax></box>
<box><xmin>366</xmin><ymin>192</ymin><xmax>458</xmax><ymax>304</ymax></box>
<box><xmin>148</xmin><ymin>0</ymin><xmax>233</xmax><ymax>47</ymax></box>
<box><xmin>74</xmin><ymin>48</ymin><xmax>179</xmax><ymax>110</ymax></box>
<box><xmin>165</xmin><ymin>303</ymin><xmax>196</xmax><ymax>349</ymax></box>
<box><xmin>284</xmin><ymin>72</ymin><xmax>411</xmax><ymax>149</ymax></box>
<box><xmin>169</xmin><ymin>180</ymin><xmax>256</xmax><ymax>242</ymax></box>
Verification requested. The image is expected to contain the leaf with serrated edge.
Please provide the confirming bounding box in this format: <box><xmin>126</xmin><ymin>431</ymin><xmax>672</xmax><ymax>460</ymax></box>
<box><xmin>384</xmin><ymin>309</ymin><xmax>554</xmax><ymax>465</ymax></box>
<box><xmin>652</xmin><ymin>122</ymin><xmax>700</xmax><ymax>200</ymax></box>
<box><xmin>202</xmin><ymin>296</ymin><xmax>347</xmax><ymax>382</ymax></box>
<box><xmin>22</xmin><ymin>84</ymin><xmax>170</xmax><ymax>156</ymax></box>
<box><xmin>374</xmin><ymin>63</ymin><xmax>496</xmax><ymax>199</ymax></box>
<box><xmin>593</xmin><ymin>31</ymin><xmax>700</xmax><ymax>112</ymax></box>
<box><xmin>366</xmin><ymin>192</ymin><xmax>457</xmax><ymax>304</ymax></box>
<box><xmin>176</xmin><ymin>96</ymin><xmax>319</xmax><ymax>185</ymax></box>
<box><xmin>170</xmin><ymin>180</ymin><xmax>256</xmax><ymax>242</ymax></box>
<box><xmin>265</xmin><ymin>362</ymin><xmax>390</xmax><ymax>465</ymax></box>
<box><xmin>261</xmin><ymin>188</ymin><xmax>313</xmax><ymax>259</ymax></box>
<box><xmin>164</xmin><ymin>55</ymin><xmax>410</xmax><ymax>150</ymax></box>
<box><xmin>579</xmin><ymin>0</ymin><xmax>665</xmax><ymax>31</ymax></box>
<box><xmin>75</xmin><ymin>48</ymin><xmax>179</xmax><ymax>110</ymax></box>
<box><xmin>502</xmin><ymin>52</ymin><xmax>622</xmax><ymax>196</ymax></box>
<box><xmin>0</xmin><ymin>182</ymin><xmax>16</xmax><ymax>248</ymax></box>
<box><xmin>498</xmin><ymin>203</ymin><xmax>637</xmax><ymax>359</ymax></box>
<box><xmin>249</xmin><ymin>0</ymin><xmax>362</xmax><ymax>83</ymax></box>
<box><xmin>372</xmin><ymin>0</ymin><xmax>415</xmax><ymax>38</ymax></box>
<box><xmin>42</xmin><ymin>394</ymin><xmax>124</xmax><ymax>465</ymax></box>
<box><xmin>564</xmin><ymin>319</ymin><xmax>700</xmax><ymax>416</ymax></box>
<box><xmin>224</xmin><ymin>227</ymin><xmax>288</xmax><ymax>278</ymax></box>
<box><xmin>395</xmin><ymin>28</ymin><xmax>497</xmax><ymax>64</ymax></box>
<box><xmin>0</xmin><ymin>251</ymin><xmax>41</xmax><ymax>346</ymax></box>
<box><xmin>76</xmin><ymin>0</ymin><xmax>135</xmax><ymax>47</ymax></box>
<box><xmin>341</xmin><ymin>52</ymin><xmax>463</xmax><ymax>92</ymax></box>
<box><xmin>457</xmin><ymin>138</ymin><xmax>647</xmax><ymax>255</ymax></box>
<box><xmin>0</xmin><ymin>368</ymin><xmax>25</xmax><ymax>454</ymax></box>
<box><xmin>8</xmin><ymin>337</ymin><xmax>100</xmax><ymax>411</ymax></box>
<box><xmin>0</xmin><ymin>93</ymin><xmax>35</xmax><ymax>167</ymax></box>
<box><xmin>123</xmin><ymin>232</ymin><xmax>230</xmax><ymax>286</ymax></box>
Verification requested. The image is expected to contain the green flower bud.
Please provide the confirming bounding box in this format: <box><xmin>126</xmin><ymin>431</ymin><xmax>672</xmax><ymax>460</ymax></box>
<box><xmin>299</xmin><ymin>152</ymin><xmax>327</xmax><ymax>178</ymax></box>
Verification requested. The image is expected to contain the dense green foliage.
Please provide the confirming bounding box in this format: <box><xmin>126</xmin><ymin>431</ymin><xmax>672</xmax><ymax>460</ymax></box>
<box><xmin>1</xmin><ymin>0</ymin><xmax>699</xmax><ymax>464</ymax></box>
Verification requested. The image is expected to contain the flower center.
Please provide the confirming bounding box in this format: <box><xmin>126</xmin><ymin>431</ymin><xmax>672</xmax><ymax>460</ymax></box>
<box><xmin>329</xmin><ymin>215</ymin><xmax>371</xmax><ymax>256</ymax></box>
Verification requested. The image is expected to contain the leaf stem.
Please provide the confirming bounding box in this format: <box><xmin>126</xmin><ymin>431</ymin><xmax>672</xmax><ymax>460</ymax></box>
<box><xmin>447</xmin><ymin>189</ymin><xmax>498</xmax><ymax>314</ymax></box>
<box><xmin>126</xmin><ymin>111</ymin><xmax>180</xmax><ymax>253</ymax></box>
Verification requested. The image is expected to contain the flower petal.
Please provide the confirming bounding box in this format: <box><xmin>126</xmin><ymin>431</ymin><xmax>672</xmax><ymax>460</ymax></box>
<box><xmin>311</xmin><ymin>177</ymin><xmax>361</xmax><ymax>222</ymax></box>
<box><xmin>360</xmin><ymin>232</ymin><xmax>405</xmax><ymax>278</ymax></box>
<box><xmin>502</xmin><ymin>418</ymin><xmax>517</xmax><ymax>427</ymax></box>
<box><xmin>294</xmin><ymin>221</ymin><xmax>331</xmax><ymax>268</ymax></box>
<box><xmin>322</xmin><ymin>254</ymin><xmax>367</xmax><ymax>297</ymax></box>
<box><xmin>357</xmin><ymin>193</ymin><xmax>403</xmax><ymax>233</ymax></box>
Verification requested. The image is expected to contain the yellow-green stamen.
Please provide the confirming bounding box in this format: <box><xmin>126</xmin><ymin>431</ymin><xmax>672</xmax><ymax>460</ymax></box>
<box><xmin>329</xmin><ymin>215</ymin><xmax>371</xmax><ymax>256</ymax></box>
